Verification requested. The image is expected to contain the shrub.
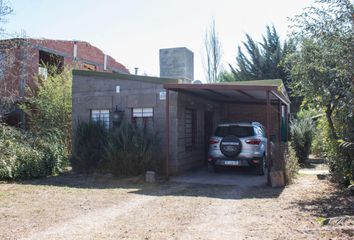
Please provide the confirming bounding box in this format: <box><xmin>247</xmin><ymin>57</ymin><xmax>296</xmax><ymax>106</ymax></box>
<box><xmin>290</xmin><ymin>117</ymin><xmax>314</xmax><ymax>163</ymax></box>
<box><xmin>309</xmin><ymin>113</ymin><xmax>354</xmax><ymax>186</ymax></box>
<box><xmin>311</xmin><ymin>116</ymin><xmax>327</xmax><ymax>157</ymax></box>
<box><xmin>103</xmin><ymin>122</ymin><xmax>161</xmax><ymax>176</ymax></box>
<box><xmin>271</xmin><ymin>142</ymin><xmax>299</xmax><ymax>184</ymax></box>
<box><xmin>71</xmin><ymin>121</ymin><xmax>107</xmax><ymax>173</ymax></box>
<box><xmin>326</xmin><ymin>137</ymin><xmax>354</xmax><ymax>186</ymax></box>
<box><xmin>70</xmin><ymin>121</ymin><xmax>161</xmax><ymax>176</ymax></box>
<box><xmin>0</xmin><ymin>124</ymin><xmax>68</xmax><ymax>180</ymax></box>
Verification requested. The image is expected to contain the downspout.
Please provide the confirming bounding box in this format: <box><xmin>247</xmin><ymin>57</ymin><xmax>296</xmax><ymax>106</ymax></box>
<box><xmin>165</xmin><ymin>89</ymin><xmax>170</xmax><ymax>179</ymax></box>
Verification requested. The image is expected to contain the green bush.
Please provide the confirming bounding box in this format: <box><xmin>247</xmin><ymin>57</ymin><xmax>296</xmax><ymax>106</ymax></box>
<box><xmin>290</xmin><ymin>117</ymin><xmax>314</xmax><ymax>163</ymax></box>
<box><xmin>71</xmin><ymin>121</ymin><xmax>161</xmax><ymax>176</ymax></box>
<box><xmin>309</xmin><ymin>113</ymin><xmax>354</xmax><ymax>186</ymax></box>
<box><xmin>103</xmin><ymin>122</ymin><xmax>161</xmax><ymax>176</ymax></box>
<box><xmin>325</xmin><ymin>136</ymin><xmax>354</xmax><ymax>186</ymax></box>
<box><xmin>0</xmin><ymin>124</ymin><xmax>68</xmax><ymax>180</ymax></box>
<box><xmin>71</xmin><ymin>121</ymin><xmax>107</xmax><ymax>173</ymax></box>
<box><xmin>311</xmin><ymin>116</ymin><xmax>326</xmax><ymax>157</ymax></box>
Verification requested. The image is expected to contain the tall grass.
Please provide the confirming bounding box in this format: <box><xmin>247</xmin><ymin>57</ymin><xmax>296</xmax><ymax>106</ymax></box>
<box><xmin>71</xmin><ymin>121</ymin><xmax>161</xmax><ymax>176</ymax></box>
<box><xmin>104</xmin><ymin>122</ymin><xmax>161</xmax><ymax>176</ymax></box>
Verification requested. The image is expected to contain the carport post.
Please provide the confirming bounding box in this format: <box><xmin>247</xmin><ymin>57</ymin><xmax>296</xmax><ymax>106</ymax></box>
<box><xmin>285</xmin><ymin>104</ymin><xmax>289</xmax><ymax>142</ymax></box>
<box><xmin>278</xmin><ymin>100</ymin><xmax>282</xmax><ymax>143</ymax></box>
<box><xmin>266</xmin><ymin>90</ymin><xmax>271</xmax><ymax>184</ymax></box>
<box><xmin>165</xmin><ymin>89</ymin><xmax>170</xmax><ymax>179</ymax></box>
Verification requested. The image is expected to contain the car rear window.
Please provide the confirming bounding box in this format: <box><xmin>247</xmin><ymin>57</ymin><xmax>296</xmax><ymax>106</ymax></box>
<box><xmin>215</xmin><ymin>126</ymin><xmax>255</xmax><ymax>138</ymax></box>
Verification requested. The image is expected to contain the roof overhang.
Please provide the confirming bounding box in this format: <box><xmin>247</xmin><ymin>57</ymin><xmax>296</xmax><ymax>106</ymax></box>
<box><xmin>163</xmin><ymin>81</ymin><xmax>290</xmax><ymax>106</ymax></box>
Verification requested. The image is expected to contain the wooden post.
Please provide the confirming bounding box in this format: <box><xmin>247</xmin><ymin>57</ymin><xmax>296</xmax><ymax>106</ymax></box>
<box><xmin>285</xmin><ymin>104</ymin><xmax>289</xmax><ymax>142</ymax></box>
<box><xmin>165</xmin><ymin>89</ymin><xmax>170</xmax><ymax>179</ymax></box>
<box><xmin>266</xmin><ymin>90</ymin><xmax>271</xmax><ymax>184</ymax></box>
<box><xmin>278</xmin><ymin>100</ymin><xmax>282</xmax><ymax>143</ymax></box>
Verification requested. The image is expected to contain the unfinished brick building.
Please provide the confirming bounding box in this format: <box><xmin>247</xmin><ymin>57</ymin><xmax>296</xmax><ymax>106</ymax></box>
<box><xmin>0</xmin><ymin>38</ymin><xmax>129</xmax><ymax>125</ymax></box>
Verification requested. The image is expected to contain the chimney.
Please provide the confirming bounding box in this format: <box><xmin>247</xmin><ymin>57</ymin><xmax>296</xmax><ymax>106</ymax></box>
<box><xmin>103</xmin><ymin>54</ymin><xmax>108</xmax><ymax>71</ymax></box>
<box><xmin>73</xmin><ymin>41</ymin><xmax>78</xmax><ymax>59</ymax></box>
<box><xmin>159</xmin><ymin>47</ymin><xmax>194</xmax><ymax>82</ymax></box>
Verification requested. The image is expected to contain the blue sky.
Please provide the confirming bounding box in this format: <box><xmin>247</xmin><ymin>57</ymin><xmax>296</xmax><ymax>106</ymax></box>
<box><xmin>5</xmin><ymin>0</ymin><xmax>312</xmax><ymax>80</ymax></box>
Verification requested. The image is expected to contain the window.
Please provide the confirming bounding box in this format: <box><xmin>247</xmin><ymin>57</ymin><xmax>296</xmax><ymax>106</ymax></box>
<box><xmin>132</xmin><ymin>108</ymin><xmax>153</xmax><ymax>117</ymax></box>
<box><xmin>38</xmin><ymin>67</ymin><xmax>48</xmax><ymax>80</ymax></box>
<box><xmin>132</xmin><ymin>108</ymin><xmax>154</xmax><ymax>129</ymax></box>
<box><xmin>185</xmin><ymin>108</ymin><xmax>196</xmax><ymax>149</ymax></box>
<box><xmin>38</xmin><ymin>50</ymin><xmax>64</xmax><ymax>75</ymax></box>
<box><xmin>83</xmin><ymin>63</ymin><xmax>97</xmax><ymax>71</ymax></box>
<box><xmin>214</xmin><ymin>126</ymin><xmax>254</xmax><ymax>138</ymax></box>
<box><xmin>91</xmin><ymin>109</ymin><xmax>110</xmax><ymax>129</ymax></box>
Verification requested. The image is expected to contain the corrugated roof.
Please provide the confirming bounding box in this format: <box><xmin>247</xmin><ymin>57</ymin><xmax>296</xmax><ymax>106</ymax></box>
<box><xmin>216</xmin><ymin>79</ymin><xmax>283</xmax><ymax>87</ymax></box>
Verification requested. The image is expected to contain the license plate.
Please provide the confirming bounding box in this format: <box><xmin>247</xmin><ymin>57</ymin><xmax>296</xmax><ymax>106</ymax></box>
<box><xmin>224</xmin><ymin>160</ymin><xmax>240</xmax><ymax>166</ymax></box>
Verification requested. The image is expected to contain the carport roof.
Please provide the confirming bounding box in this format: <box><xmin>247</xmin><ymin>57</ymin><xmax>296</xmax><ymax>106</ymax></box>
<box><xmin>164</xmin><ymin>79</ymin><xmax>290</xmax><ymax>106</ymax></box>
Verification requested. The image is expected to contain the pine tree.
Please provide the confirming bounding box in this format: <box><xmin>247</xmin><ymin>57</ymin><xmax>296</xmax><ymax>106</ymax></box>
<box><xmin>229</xmin><ymin>25</ymin><xmax>293</xmax><ymax>90</ymax></box>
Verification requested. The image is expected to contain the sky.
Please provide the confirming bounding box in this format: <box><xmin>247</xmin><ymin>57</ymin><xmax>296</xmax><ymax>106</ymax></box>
<box><xmin>5</xmin><ymin>0</ymin><xmax>313</xmax><ymax>80</ymax></box>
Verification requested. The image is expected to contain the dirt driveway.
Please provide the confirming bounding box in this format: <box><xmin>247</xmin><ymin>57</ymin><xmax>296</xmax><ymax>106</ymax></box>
<box><xmin>0</xmin><ymin>169</ymin><xmax>353</xmax><ymax>240</ymax></box>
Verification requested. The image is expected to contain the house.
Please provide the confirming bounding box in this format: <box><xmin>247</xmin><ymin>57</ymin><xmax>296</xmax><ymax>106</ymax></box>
<box><xmin>72</xmin><ymin>47</ymin><xmax>290</xmax><ymax>176</ymax></box>
<box><xmin>0</xmin><ymin>38</ymin><xmax>129</xmax><ymax>126</ymax></box>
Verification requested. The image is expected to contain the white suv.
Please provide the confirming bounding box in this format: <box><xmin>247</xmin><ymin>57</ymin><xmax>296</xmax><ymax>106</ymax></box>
<box><xmin>207</xmin><ymin>121</ymin><xmax>269</xmax><ymax>175</ymax></box>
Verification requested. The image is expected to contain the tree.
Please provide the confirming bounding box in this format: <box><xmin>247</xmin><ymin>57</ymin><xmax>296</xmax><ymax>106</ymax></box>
<box><xmin>0</xmin><ymin>0</ymin><xmax>12</xmax><ymax>36</ymax></box>
<box><xmin>285</xmin><ymin>0</ymin><xmax>354</xmax><ymax>184</ymax></box>
<box><xmin>229</xmin><ymin>26</ymin><xmax>293</xmax><ymax>89</ymax></box>
<box><xmin>21</xmin><ymin>67</ymin><xmax>72</xmax><ymax>150</ymax></box>
<box><xmin>0</xmin><ymin>0</ymin><xmax>13</xmax><ymax>121</ymax></box>
<box><xmin>203</xmin><ymin>19</ymin><xmax>222</xmax><ymax>83</ymax></box>
<box><xmin>0</xmin><ymin>1</ymin><xmax>32</xmax><ymax>126</ymax></box>
<box><xmin>285</xmin><ymin>0</ymin><xmax>353</xmax><ymax>140</ymax></box>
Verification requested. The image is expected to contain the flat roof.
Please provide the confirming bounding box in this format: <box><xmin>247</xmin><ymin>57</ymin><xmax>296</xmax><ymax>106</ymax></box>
<box><xmin>164</xmin><ymin>79</ymin><xmax>290</xmax><ymax>105</ymax></box>
<box><xmin>73</xmin><ymin>70</ymin><xmax>180</xmax><ymax>84</ymax></box>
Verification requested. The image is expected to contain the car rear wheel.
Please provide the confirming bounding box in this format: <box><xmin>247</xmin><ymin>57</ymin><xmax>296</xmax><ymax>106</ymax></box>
<box><xmin>256</xmin><ymin>156</ymin><xmax>266</xmax><ymax>176</ymax></box>
<box><xmin>220</xmin><ymin>135</ymin><xmax>242</xmax><ymax>158</ymax></box>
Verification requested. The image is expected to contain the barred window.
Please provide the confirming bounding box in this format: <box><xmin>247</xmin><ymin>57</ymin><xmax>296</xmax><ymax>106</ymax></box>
<box><xmin>91</xmin><ymin>109</ymin><xmax>110</xmax><ymax>129</ymax></box>
<box><xmin>185</xmin><ymin>108</ymin><xmax>196</xmax><ymax>149</ymax></box>
<box><xmin>132</xmin><ymin>108</ymin><xmax>153</xmax><ymax>117</ymax></box>
<box><xmin>132</xmin><ymin>108</ymin><xmax>154</xmax><ymax>129</ymax></box>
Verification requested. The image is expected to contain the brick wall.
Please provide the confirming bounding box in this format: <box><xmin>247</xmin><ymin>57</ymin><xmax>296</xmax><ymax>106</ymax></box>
<box><xmin>72</xmin><ymin>73</ymin><xmax>178</xmax><ymax>174</ymax></box>
<box><xmin>222</xmin><ymin>103</ymin><xmax>280</xmax><ymax>140</ymax></box>
<box><xmin>30</xmin><ymin>39</ymin><xmax>129</xmax><ymax>73</ymax></box>
<box><xmin>175</xmin><ymin>92</ymin><xmax>222</xmax><ymax>173</ymax></box>
<box><xmin>0</xmin><ymin>38</ymin><xmax>129</xmax><ymax>100</ymax></box>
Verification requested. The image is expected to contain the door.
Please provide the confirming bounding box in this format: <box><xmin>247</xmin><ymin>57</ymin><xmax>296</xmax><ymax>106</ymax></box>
<box><xmin>204</xmin><ymin>111</ymin><xmax>214</xmax><ymax>161</ymax></box>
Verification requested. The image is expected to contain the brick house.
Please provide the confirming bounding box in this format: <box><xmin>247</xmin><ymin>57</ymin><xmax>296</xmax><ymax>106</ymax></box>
<box><xmin>0</xmin><ymin>38</ymin><xmax>129</xmax><ymax>125</ymax></box>
<box><xmin>72</xmin><ymin>47</ymin><xmax>290</xmax><ymax>175</ymax></box>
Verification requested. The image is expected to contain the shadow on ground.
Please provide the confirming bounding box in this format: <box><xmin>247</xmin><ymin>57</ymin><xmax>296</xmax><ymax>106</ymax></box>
<box><xmin>300</xmin><ymin>158</ymin><xmax>326</xmax><ymax>169</ymax></box>
<box><xmin>295</xmin><ymin>184</ymin><xmax>354</xmax><ymax>218</ymax></box>
<box><xmin>4</xmin><ymin>167</ymin><xmax>284</xmax><ymax>200</ymax></box>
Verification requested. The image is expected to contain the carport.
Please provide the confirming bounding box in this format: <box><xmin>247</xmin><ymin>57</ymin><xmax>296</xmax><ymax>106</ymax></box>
<box><xmin>163</xmin><ymin>79</ymin><xmax>290</xmax><ymax>182</ymax></box>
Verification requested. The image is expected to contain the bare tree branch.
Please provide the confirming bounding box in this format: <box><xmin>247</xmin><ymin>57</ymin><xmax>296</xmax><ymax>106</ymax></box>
<box><xmin>202</xmin><ymin>19</ymin><xmax>222</xmax><ymax>83</ymax></box>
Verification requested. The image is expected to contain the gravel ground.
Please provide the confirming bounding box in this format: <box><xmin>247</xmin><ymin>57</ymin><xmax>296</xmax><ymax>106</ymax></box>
<box><xmin>0</xmin><ymin>169</ymin><xmax>353</xmax><ymax>240</ymax></box>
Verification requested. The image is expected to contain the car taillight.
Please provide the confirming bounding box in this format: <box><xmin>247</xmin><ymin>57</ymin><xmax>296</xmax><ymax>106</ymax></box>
<box><xmin>246</xmin><ymin>139</ymin><xmax>261</xmax><ymax>145</ymax></box>
<box><xmin>209</xmin><ymin>139</ymin><xmax>220</xmax><ymax>144</ymax></box>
